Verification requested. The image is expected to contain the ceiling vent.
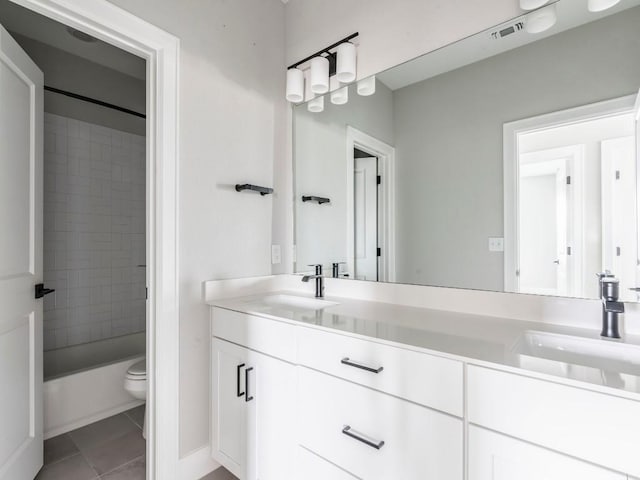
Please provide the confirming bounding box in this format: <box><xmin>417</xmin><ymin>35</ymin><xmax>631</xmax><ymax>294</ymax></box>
<box><xmin>490</xmin><ymin>20</ymin><xmax>525</xmax><ymax>40</ymax></box>
<box><xmin>66</xmin><ymin>27</ymin><xmax>97</xmax><ymax>43</ymax></box>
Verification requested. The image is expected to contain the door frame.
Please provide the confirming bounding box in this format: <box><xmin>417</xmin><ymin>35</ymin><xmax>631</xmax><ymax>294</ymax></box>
<box><xmin>346</xmin><ymin>126</ymin><xmax>396</xmax><ymax>282</ymax></box>
<box><xmin>503</xmin><ymin>94</ymin><xmax>636</xmax><ymax>294</ymax></box>
<box><xmin>7</xmin><ymin>1</ymin><xmax>180</xmax><ymax>479</ymax></box>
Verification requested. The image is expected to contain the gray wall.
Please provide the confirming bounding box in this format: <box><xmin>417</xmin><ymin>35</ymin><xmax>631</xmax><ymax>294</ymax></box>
<box><xmin>294</xmin><ymin>80</ymin><xmax>394</xmax><ymax>272</ymax></box>
<box><xmin>392</xmin><ymin>8</ymin><xmax>640</xmax><ymax>291</ymax></box>
<box><xmin>11</xmin><ymin>33</ymin><xmax>146</xmax><ymax>135</ymax></box>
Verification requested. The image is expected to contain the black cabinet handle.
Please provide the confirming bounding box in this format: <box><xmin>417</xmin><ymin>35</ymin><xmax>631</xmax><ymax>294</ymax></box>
<box><xmin>236</xmin><ymin>363</ymin><xmax>245</xmax><ymax>397</ymax></box>
<box><xmin>342</xmin><ymin>425</ymin><xmax>385</xmax><ymax>450</ymax></box>
<box><xmin>245</xmin><ymin>367</ymin><xmax>254</xmax><ymax>402</ymax></box>
<box><xmin>341</xmin><ymin>357</ymin><xmax>383</xmax><ymax>374</ymax></box>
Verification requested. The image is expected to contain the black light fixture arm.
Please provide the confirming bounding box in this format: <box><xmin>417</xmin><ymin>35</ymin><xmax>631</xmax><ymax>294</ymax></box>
<box><xmin>287</xmin><ymin>32</ymin><xmax>359</xmax><ymax>70</ymax></box>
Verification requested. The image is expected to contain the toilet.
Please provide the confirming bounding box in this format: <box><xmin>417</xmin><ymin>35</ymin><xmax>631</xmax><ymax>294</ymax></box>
<box><xmin>124</xmin><ymin>358</ymin><xmax>147</xmax><ymax>439</ymax></box>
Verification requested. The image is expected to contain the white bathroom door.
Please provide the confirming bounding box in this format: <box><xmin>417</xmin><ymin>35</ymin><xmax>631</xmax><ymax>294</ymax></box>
<box><xmin>354</xmin><ymin>157</ymin><xmax>378</xmax><ymax>281</ymax></box>
<box><xmin>0</xmin><ymin>24</ymin><xmax>44</xmax><ymax>480</ymax></box>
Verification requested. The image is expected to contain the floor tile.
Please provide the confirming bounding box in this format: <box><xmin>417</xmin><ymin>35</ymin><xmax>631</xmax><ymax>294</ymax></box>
<box><xmin>199</xmin><ymin>467</ymin><xmax>238</xmax><ymax>480</ymax></box>
<box><xmin>124</xmin><ymin>405</ymin><xmax>145</xmax><ymax>430</ymax></box>
<box><xmin>35</xmin><ymin>453</ymin><xmax>98</xmax><ymax>480</ymax></box>
<box><xmin>82</xmin><ymin>429</ymin><xmax>146</xmax><ymax>475</ymax></box>
<box><xmin>69</xmin><ymin>414</ymin><xmax>138</xmax><ymax>452</ymax></box>
<box><xmin>100</xmin><ymin>455</ymin><xmax>145</xmax><ymax>480</ymax></box>
<box><xmin>44</xmin><ymin>433</ymin><xmax>79</xmax><ymax>465</ymax></box>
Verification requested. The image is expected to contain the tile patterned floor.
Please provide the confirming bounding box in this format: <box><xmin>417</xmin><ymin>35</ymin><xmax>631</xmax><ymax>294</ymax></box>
<box><xmin>36</xmin><ymin>406</ymin><xmax>146</xmax><ymax>480</ymax></box>
<box><xmin>36</xmin><ymin>405</ymin><xmax>237</xmax><ymax>480</ymax></box>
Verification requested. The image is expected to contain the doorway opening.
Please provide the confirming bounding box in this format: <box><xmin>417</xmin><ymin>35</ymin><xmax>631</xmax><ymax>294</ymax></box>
<box><xmin>504</xmin><ymin>94</ymin><xmax>639</xmax><ymax>300</ymax></box>
<box><xmin>0</xmin><ymin>0</ymin><xmax>179</xmax><ymax>479</ymax></box>
<box><xmin>346</xmin><ymin>126</ymin><xmax>396</xmax><ymax>283</ymax></box>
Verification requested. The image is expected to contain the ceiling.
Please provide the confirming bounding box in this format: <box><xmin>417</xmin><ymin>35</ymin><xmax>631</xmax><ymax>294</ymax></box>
<box><xmin>0</xmin><ymin>0</ymin><xmax>145</xmax><ymax>80</ymax></box>
<box><xmin>378</xmin><ymin>0</ymin><xmax>640</xmax><ymax>91</ymax></box>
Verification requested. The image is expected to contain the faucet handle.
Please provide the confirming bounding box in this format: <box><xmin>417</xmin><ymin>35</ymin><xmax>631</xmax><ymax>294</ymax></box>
<box><xmin>308</xmin><ymin>263</ymin><xmax>323</xmax><ymax>275</ymax></box>
<box><xmin>596</xmin><ymin>271</ymin><xmax>614</xmax><ymax>280</ymax></box>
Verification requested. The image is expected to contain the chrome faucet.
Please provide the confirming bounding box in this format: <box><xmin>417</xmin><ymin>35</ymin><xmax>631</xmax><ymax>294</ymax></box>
<box><xmin>597</xmin><ymin>271</ymin><xmax>624</xmax><ymax>339</ymax></box>
<box><xmin>302</xmin><ymin>264</ymin><xmax>324</xmax><ymax>298</ymax></box>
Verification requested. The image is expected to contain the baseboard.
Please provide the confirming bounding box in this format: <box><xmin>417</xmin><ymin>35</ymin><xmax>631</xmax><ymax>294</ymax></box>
<box><xmin>178</xmin><ymin>445</ymin><xmax>220</xmax><ymax>480</ymax></box>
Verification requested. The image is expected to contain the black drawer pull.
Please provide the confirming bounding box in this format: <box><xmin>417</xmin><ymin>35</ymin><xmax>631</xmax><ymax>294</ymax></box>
<box><xmin>341</xmin><ymin>357</ymin><xmax>383</xmax><ymax>374</ymax></box>
<box><xmin>342</xmin><ymin>425</ymin><xmax>385</xmax><ymax>450</ymax></box>
<box><xmin>245</xmin><ymin>367</ymin><xmax>254</xmax><ymax>402</ymax></box>
<box><xmin>236</xmin><ymin>363</ymin><xmax>245</xmax><ymax>397</ymax></box>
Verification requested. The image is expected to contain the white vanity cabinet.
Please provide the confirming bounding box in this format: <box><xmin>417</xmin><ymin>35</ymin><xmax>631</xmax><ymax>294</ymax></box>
<box><xmin>469</xmin><ymin>426</ymin><xmax>625</xmax><ymax>480</ymax></box>
<box><xmin>211</xmin><ymin>336</ymin><xmax>296</xmax><ymax>480</ymax></box>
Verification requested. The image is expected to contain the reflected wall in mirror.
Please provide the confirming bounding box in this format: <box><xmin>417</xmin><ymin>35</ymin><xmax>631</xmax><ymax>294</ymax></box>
<box><xmin>293</xmin><ymin>0</ymin><xmax>640</xmax><ymax>301</ymax></box>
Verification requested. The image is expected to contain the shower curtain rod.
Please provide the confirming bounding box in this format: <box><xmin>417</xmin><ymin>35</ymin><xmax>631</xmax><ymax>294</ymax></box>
<box><xmin>44</xmin><ymin>85</ymin><xmax>146</xmax><ymax>119</ymax></box>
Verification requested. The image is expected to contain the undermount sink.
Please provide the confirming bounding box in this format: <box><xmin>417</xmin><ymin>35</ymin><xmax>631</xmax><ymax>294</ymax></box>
<box><xmin>243</xmin><ymin>294</ymin><xmax>339</xmax><ymax>314</ymax></box>
<box><xmin>512</xmin><ymin>331</ymin><xmax>640</xmax><ymax>376</ymax></box>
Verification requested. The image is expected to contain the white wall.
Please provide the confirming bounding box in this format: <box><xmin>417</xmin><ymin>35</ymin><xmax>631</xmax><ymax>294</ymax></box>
<box><xmin>294</xmin><ymin>79</ymin><xmax>394</xmax><ymax>272</ymax></box>
<box><xmin>105</xmin><ymin>0</ymin><xmax>287</xmax><ymax>457</ymax></box>
<box><xmin>43</xmin><ymin>113</ymin><xmax>146</xmax><ymax>351</ymax></box>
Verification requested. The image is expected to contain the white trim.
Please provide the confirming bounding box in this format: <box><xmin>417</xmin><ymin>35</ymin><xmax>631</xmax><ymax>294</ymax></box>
<box><xmin>178</xmin><ymin>446</ymin><xmax>220</xmax><ymax>480</ymax></box>
<box><xmin>503</xmin><ymin>94</ymin><xmax>636</xmax><ymax>294</ymax></box>
<box><xmin>7</xmin><ymin>1</ymin><xmax>180</xmax><ymax>479</ymax></box>
<box><xmin>346</xmin><ymin>126</ymin><xmax>396</xmax><ymax>282</ymax></box>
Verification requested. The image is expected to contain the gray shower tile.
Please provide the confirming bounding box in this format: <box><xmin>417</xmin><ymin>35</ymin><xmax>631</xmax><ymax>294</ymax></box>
<box><xmin>69</xmin><ymin>414</ymin><xmax>137</xmax><ymax>452</ymax></box>
<box><xmin>35</xmin><ymin>453</ymin><xmax>98</xmax><ymax>480</ymax></box>
<box><xmin>82</xmin><ymin>429</ymin><xmax>145</xmax><ymax>475</ymax></box>
<box><xmin>44</xmin><ymin>434</ymin><xmax>79</xmax><ymax>465</ymax></box>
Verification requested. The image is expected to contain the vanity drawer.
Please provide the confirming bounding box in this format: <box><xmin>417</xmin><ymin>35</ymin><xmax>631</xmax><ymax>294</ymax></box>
<box><xmin>297</xmin><ymin>366</ymin><xmax>463</xmax><ymax>480</ymax></box>
<box><xmin>297</xmin><ymin>326</ymin><xmax>463</xmax><ymax>416</ymax></box>
<box><xmin>468</xmin><ymin>365</ymin><xmax>640</xmax><ymax>477</ymax></box>
<box><xmin>211</xmin><ymin>307</ymin><xmax>296</xmax><ymax>362</ymax></box>
<box><xmin>295</xmin><ymin>446</ymin><xmax>358</xmax><ymax>480</ymax></box>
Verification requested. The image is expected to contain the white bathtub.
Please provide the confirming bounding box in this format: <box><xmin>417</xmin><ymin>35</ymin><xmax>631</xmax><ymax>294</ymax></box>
<box><xmin>43</xmin><ymin>332</ymin><xmax>146</xmax><ymax>439</ymax></box>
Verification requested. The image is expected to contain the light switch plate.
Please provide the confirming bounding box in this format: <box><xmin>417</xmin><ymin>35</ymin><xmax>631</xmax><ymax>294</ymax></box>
<box><xmin>488</xmin><ymin>237</ymin><xmax>504</xmax><ymax>252</ymax></box>
<box><xmin>271</xmin><ymin>244</ymin><xmax>281</xmax><ymax>264</ymax></box>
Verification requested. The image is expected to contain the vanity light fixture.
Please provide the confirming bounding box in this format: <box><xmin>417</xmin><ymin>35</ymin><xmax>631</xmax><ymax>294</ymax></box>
<box><xmin>285</xmin><ymin>32</ymin><xmax>359</xmax><ymax>104</ymax></box>
<box><xmin>336</xmin><ymin>42</ymin><xmax>357</xmax><ymax>83</ymax></box>
<box><xmin>308</xmin><ymin>95</ymin><xmax>325</xmax><ymax>113</ymax></box>
<box><xmin>357</xmin><ymin>76</ymin><xmax>376</xmax><ymax>96</ymax></box>
<box><xmin>587</xmin><ymin>0</ymin><xmax>621</xmax><ymax>12</ymax></box>
<box><xmin>519</xmin><ymin>0</ymin><xmax>549</xmax><ymax>9</ymax></box>
<box><xmin>286</xmin><ymin>68</ymin><xmax>304</xmax><ymax>103</ymax></box>
<box><xmin>525</xmin><ymin>3</ymin><xmax>557</xmax><ymax>33</ymax></box>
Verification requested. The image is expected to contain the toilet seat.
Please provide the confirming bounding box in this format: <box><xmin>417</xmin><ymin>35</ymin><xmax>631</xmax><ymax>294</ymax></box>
<box><xmin>126</xmin><ymin>359</ymin><xmax>146</xmax><ymax>380</ymax></box>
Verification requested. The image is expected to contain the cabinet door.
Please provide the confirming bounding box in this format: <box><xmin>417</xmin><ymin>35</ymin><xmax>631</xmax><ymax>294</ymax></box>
<box><xmin>248</xmin><ymin>349</ymin><xmax>296</xmax><ymax>480</ymax></box>
<box><xmin>469</xmin><ymin>426</ymin><xmax>625</xmax><ymax>480</ymax></box>
<box><xmin>212</xmin><ymin>338</ymin><xmax>251</xmax><ymax>479</ymax></box>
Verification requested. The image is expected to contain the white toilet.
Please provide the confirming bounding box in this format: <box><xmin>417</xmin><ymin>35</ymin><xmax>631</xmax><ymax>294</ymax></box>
<box><xmin>124</xmin><ymin>358</ymin><xmax>147</xmax><ymax>439</ymax></box>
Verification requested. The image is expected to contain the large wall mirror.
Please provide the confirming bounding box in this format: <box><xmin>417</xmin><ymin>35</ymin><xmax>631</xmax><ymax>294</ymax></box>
<box><xmin>293</xmin><ymin>0</ymin><xmax>640</xmax><ymax>301</ymax></box>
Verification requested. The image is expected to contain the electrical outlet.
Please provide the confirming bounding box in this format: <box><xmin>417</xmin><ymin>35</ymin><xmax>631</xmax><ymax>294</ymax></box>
<box><xmin>271</xmin><ymin>245</ymin><xmax>281</xmax><ymax>264</ymax></box>
<box><xmin>488</xmin><ymin>237</ymin><xmax>504</xmax><ymax>252</ymax></box>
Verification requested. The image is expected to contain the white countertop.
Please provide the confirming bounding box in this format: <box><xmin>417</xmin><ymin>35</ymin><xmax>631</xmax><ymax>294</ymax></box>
<box><xmin>209</xmin><ymin>290</ymin><xmax>640</xmax><ymax>399</ymax></box>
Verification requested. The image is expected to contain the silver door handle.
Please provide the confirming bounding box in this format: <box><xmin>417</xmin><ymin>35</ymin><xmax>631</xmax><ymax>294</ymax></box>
<box><xmin>553</xmin><ymin>260</ymin><xmax>560</xmax><ymax>264</ymax></box>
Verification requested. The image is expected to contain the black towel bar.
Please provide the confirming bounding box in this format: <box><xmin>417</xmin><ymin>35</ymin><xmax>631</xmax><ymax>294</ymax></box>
<box><xmin>302</xmin><ymin>195</ymin><xmax>330</xmax><ymax>204</ymax></box>
<box><xmin>235</xmin><ymin>184</ymin><xmax>273</xmax><ymax>196</ymax></box>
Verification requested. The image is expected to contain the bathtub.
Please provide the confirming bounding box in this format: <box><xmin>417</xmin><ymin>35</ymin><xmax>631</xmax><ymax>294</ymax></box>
<box><xmin>43</xmin><ymin>332</ymin><xmax>146</xmax><ymax>439</ymax></box>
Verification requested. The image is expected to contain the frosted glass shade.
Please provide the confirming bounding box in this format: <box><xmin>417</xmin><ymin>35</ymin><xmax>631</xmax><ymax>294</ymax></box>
<box><xmin>331</xmin><ymin>86</ymin><xmax>349</xmax><ymax>105</ymax></box>
<box><xmin>310</xmin><ymin>56</ymin><xmax>330</xmax><ymax>94</ymax></box>
<box><xmin>336</xmin><ymin>42</ymin><xmax>357</xmax><ymax>83</ymax></box>
<box><xmin>519</xmin><ymin>0</ymin><xmax>548</xmax><ymax>10</ymax></box>
<box><xmin>588</xmin><ymin>0</ymin><xmax>620</xmax><ymax>12</ymax></box>
<box><xmin>308</xmin><ymin>95</ymin><xmax>324</xmax><ymax>113</ymax></box>
<box><xmin>525</xmin><ymin>4</ymin><xmax>557</xmax><ymax>34</ymax></box>
<box><xmin>285</xmin><ymin>68</ymin><xmax>304</xmax><ymax>103</ymax></box>
<box><xmin>357</xmin><ymin>76</ymin><xmax>376</xmax><ymax>96</ymax></box>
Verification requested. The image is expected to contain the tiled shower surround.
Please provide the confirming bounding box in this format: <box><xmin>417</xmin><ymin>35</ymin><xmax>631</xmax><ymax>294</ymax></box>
<box><xmin>43</xmin><ymin>113</ymin><xmax>146</xmax><ymax>351</ymax></box>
